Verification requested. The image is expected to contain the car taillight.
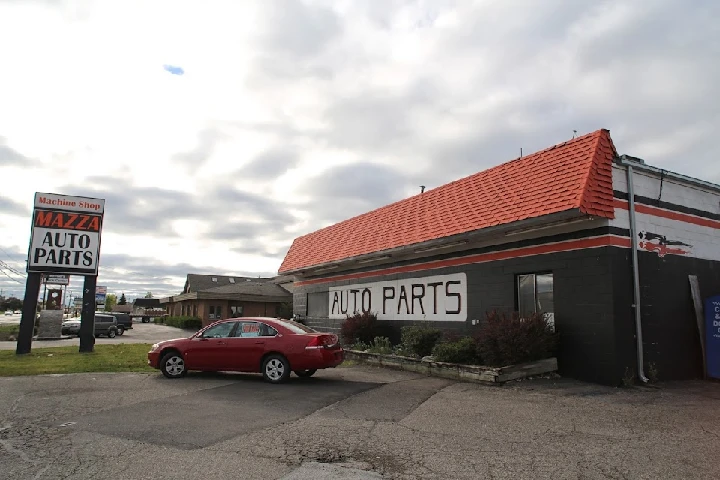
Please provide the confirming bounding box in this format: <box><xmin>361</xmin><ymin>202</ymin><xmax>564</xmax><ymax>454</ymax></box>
<box><xmin>306</xmin><ymin>335</ymin><xmax>338</xmax><ymax>349</ymax></box>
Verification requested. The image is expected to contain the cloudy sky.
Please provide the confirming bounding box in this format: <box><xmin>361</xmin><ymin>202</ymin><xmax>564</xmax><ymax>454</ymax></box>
<box><xmin>0</xmin><ymin>0</ymin><xmax>718</xmax><ymax>301</ymax></box>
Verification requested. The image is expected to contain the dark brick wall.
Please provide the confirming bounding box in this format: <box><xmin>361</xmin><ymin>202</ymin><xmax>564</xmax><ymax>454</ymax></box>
<box><xmin>294</xmin><ymin>247</ymin><xmax>622</xmax><ymax>385</ymax></box>
<box><xmin>612</xmin><ymin>249</ymin><xmax>720</xmax><ymax>382</ymax></box>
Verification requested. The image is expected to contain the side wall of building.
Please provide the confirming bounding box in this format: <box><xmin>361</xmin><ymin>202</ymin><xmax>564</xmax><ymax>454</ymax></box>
<box><xmin>294</xmin><ymin>236</ymin><xmax>625</xmax><ymax>385</ymax></box>
<box><xmin>610</xmin><ymin>164</ymin><xmax>720</xmax><ymax>381</ymax></box>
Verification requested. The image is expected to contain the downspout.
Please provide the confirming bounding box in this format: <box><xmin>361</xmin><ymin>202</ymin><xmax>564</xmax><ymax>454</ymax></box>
<box><xmin>626</xmin><ymin>163</ymin><xmax>649</xmax><ymax>383</ymax></box>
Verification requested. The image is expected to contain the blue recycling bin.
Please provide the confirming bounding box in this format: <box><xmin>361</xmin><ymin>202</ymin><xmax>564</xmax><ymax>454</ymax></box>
<box><xmin>706</xmin><ymin>295</ymin><xmax>720</xmax><ymax>379</ymax></box>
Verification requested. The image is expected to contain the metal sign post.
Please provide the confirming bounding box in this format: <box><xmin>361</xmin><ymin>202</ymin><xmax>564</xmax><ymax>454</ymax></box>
<box><xmin>79</xmin><ymin>275</ymin><xmax>97</xmax><ymax>353</ymax></box>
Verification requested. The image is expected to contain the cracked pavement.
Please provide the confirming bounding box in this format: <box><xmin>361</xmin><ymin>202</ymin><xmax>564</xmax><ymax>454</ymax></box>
<box><xmin>0</xmin><ymin>366</ymin><xmax>718</xmax><ymax>479</ymax></box>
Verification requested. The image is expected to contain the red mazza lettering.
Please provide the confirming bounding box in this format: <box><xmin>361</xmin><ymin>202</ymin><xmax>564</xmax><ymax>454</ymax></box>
<box><xmin>34</xmin><ymin>210</ymin><xmax>101</xmax><ymax>232</ymax></box>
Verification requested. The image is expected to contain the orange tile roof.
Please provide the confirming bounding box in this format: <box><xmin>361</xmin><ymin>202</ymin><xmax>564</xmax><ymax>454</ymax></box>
<box><xmin>279</xmin><ymin>129</ymin><xmax>617</xmax><ymax>273</ymax></box>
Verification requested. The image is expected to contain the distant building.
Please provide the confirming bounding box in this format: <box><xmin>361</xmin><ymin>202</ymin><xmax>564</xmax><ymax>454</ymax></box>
<box><xmin>159</xmin><ymin>274</ymin><xmax>292</xmax><ymax>326</ymax></box>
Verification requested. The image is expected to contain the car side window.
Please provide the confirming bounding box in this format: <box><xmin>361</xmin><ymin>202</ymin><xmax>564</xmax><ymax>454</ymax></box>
<box><xmin>260</xmin><ymin>324</ymin><xmax>278</xmax><ymax>337</ymax></box>
<box><xmin>201</xmin><ymin>322</ymin><xmax>236</xmax><ymax>338</ymax></box>
<box><xmin>233</xmin><ymin>322</ymin><xmax>261</xmax><ymax>338</ymax></box>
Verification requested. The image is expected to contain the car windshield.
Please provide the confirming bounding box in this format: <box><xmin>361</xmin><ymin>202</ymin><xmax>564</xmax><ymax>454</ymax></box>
<box><xmin>277</xmin><ymin>320</ymin><xmax>317</xmax><ymax>334</ymax></box>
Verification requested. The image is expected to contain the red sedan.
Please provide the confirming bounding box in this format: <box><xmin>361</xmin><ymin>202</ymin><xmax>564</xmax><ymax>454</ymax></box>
<box><xmin>147</xmin><ymin>317</ymin><xmax>344</xmax><ymax>383</ymax></box>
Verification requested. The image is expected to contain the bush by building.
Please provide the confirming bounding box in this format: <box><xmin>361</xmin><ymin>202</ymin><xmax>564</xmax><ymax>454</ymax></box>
<box><xmin>474</xmin><ymin>311</ymin><xmax>558</xmax><ymax>367</ymax></box>
<box><xmin>400</xmin><ymin>324</ymin><xmax>443</xmax><ymax>357</ymax></box>
<box><xmin>432</xmin><ymin>336</ymin><xmax>479</xmax><ymax>364</ymax></box>
<box><xmin>157</xmin><ymin>316</ymin><xmax>203</xmax><ymax>331</ymax></box>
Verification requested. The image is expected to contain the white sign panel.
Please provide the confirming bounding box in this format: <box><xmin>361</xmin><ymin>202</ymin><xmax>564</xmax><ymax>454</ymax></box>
<box><xmin>43</xmin><ymin>274</ymin><xmax>70</xmax><ymax>285</ymax></box>
<box><xmin>27</xmin><ymin>193</ymin><xmax>105</xmax><ymax>275</ymax></box>
<box><xmin>329</xmin><ymin>273</ymin><xmax>467</xmax><ymax>322</ymax></box>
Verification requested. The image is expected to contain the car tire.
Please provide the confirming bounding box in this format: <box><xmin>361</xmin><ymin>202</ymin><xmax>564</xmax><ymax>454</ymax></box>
<box><xmin>262</xmin><ymin>354</ymin><xmax>290</xmax><ymax>384</ymax></box>
<box><xmin>160</xmin><ymin>351</ymin><xmax>186</xmax><ymax>379</ymax></box>
<box><xmin>107</xmin><ymin>329</ymin><xmax>116</xmax><ymax>338</ymax></box>
<box><xmin>294</xmin><ymin>369</ymin><xmax>317</xmax><ymax>378</ymax></box>
<box><xmin>117</xmin><ymin>326</ymin><xmax>124</xmax><ymax>336</ymax></box>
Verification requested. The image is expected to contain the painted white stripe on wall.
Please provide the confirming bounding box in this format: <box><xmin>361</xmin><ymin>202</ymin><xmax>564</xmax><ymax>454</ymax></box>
<box><xmin>609</xmin><ymin>208</ymin><xmax>720</xmax><ymax>262</ymax></box>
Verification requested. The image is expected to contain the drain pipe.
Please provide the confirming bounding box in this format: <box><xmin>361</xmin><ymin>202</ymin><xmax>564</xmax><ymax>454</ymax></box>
<box><xmin>626</xmin><ymin>163</ymin><xmax>649</xmax><ymax>383</ymax></box>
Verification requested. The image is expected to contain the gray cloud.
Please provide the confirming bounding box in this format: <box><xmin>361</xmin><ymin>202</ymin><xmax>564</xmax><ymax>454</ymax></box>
<box><xmin>255</xmin><ymin>0</ymin><xmax>341</xmax><ymax>57</ymax></box>
<box><xmin>171</xmin><ymin>128</ymin><xmax>226</xmax><ymax>171</ymax></box>
<box><xmin>297</xmin><ymin>162</ymin><xmax>412</xmax><ymax>225</ymax></box>
<box><xmin>0</xmin><ymin>195</ymin><xmax>31</xmax><ymax>216</ymax></box>
<box><xmin>237</xmin><ymin>148</ymin><xmax>299</xmax><ymax>181</ymax></box>
<box><xmin>0</xmin><ymin>136</ymin><xmax>34</xmax><ymax>167</ymax></box>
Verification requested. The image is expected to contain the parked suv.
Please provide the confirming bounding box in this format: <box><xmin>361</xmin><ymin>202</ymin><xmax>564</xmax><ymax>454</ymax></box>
<box><xmin>108</xmin><ymin>312</ymin><xmax>132</xmax><ymax>335</ymax></box>
<box><xmin>61</xmin><ymin>314</ymin><xmax>118</xmax><ymax>338</ymax></box>
<box><xmin>94</xmin><ymin>314</ymin><xmax>118</xmax><ymax>338</ymax></box>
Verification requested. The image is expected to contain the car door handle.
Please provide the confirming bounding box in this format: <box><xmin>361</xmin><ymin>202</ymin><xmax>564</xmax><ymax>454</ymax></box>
<box><xmin>254</xmin><ymin>341</ymin><xmax>265</xmax><ymax>345</ymax></box>
<box><xmin>217</xmin><ymin>341</ymin><xmax>227</xmax><ymax>345</ymax></box>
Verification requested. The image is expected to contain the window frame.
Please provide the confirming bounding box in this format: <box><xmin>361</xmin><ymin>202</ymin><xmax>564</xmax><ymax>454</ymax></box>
<box><xmin>515</xmin><ymin>271</ymin><xmax>554</xmax><ymax>317</ymax></box>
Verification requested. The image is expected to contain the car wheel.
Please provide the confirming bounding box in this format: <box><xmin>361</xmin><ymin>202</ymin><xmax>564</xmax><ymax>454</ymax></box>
<box><xmin>160</xmin><ymin>351</ymin><xmax>186</xmax><ymax>379</ymax></box>
<box><xmin>294</xmin><ymin>369</ymin><xmax>317</xmax><ymax>378</ymax></box>
<box><xmin>262</xmin><ymin>355</ymin><xmax>290</xmax><ymax>384</ymax></box>
<box><xmin>107</xmin><ymin>329</ymin><xmax>116</xmax><ymax>338</ymax></box>
<box><xmin>117</xmin><ymin>326</ymin><xmax>124</xmax><ymax>336</ymax></box>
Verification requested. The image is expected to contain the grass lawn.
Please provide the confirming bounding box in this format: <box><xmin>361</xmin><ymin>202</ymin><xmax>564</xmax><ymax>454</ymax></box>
<box><xmin>0</xmin><ymin>324</ymin><xmax>19</xmax><ymax>341</ymax></box>
<box><xmin>0</xmin><ymin>343</ymin><xmax>155</xmax><ymax>376</ymax></box>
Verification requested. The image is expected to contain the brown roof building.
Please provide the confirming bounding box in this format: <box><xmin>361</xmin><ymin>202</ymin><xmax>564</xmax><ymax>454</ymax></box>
<box><xmin>160</xmin><ymin>274</ymin><xmax>292</xmax><ymax>326</ymax></box>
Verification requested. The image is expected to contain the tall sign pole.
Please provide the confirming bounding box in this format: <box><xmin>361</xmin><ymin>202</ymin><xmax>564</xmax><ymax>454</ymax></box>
<box><xmin>17</xmin><ymin>192</ymin><xmax>105</xmax><ymax>355</ymax></box>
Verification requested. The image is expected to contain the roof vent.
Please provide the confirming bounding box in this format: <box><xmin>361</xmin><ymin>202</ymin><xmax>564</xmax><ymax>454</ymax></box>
<box><xmin>211</xmin><ymin>277</ymin><xmax>218</xmax><ymax>282</ymax></box>
<box><xmin>229</xmin><ymin>278</ymin><xmax>235</xmax><ymax>283</ymax></box>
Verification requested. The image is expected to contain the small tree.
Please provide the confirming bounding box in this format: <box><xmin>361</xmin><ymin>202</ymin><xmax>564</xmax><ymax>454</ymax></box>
<box><xmin>118</xmin><ymin>293</ymin><xmax>127</xmax><ymax>305</ymax></box>
<box><xmin>104</xmin><ymin>294</ymin><xmax>117</xmax><ymax>312</ymax></box>
<box><xmin>144</xmin><ymin>292</ymin><xmax>153</xmax><ymax>298</ymax></box>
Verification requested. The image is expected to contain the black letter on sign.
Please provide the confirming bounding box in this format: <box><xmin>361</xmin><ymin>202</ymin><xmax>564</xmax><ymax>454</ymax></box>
<box><xmin>361</xmin><ymin>288</ymin><xmax>371</xmax><ymax>313</ymax></box>
<box><xmin>350</xmin><ymin>289</ymin><xmax>360</xmax><ymax>314</ymax></box>
<box><xmin>340</xmin><ymin>291</ymin><xmax>348</xmax><ymax>314</ymax></box>
<box><xmin>59</xmin><ymin>250</ymin><xmax>71</xmax><ymax>265</ymax></box>
<box><xmin>445</xmin><ymin>281</ymin><xmax>462</xmax><ymax>315</ymax></box>
<box><xmin>427</xmin><ymin>282</ymin><xmax>442</xmax><ymax>314</ymax></box>
<box><xmin>331</xmin><ymin>292</ymin><xmax>340</xmax><ymax>315</ymax></box>
<box><xmin>411</xmin><ymin>284</ymin><xmax>425</xmax><ymax>314</ymax></box>
<box><xmin>42</xmin><ymin>232</ymin><xmax>53</xmax><ymax>247</ymax></box>
<box><xmin>382</xmin><ymin>287</ymin><xmax>395</xmax><ymax>315</ymax></box>
<box><xmin>82</xmin><ymin>251</ymin><xmax>93</xmax><ymax>267</ymax></box>
<box><xmin>33</xmin><ymin>248</ymin><xmax>48</xmax><ymax>263</ymax></box>
<box><xmin>397</xmin><ymin>285</ymin><xmax>410</xmax><ymax>315</ymax></box>
<box><xmin>79</xmin><ymin>234</ymin><xmax>91</xmax><ymax>249</ymax></box>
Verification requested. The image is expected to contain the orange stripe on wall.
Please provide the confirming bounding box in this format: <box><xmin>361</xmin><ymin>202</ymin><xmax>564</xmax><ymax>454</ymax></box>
<box><xmin>613</xmin><ymin>199</ymin><xmax>720</xmax><ymax>229</ymax></box>
<box><xmin>296</xmin><ymin>235</ymin><xmax>631</xmax><ymax>287</ymax></box>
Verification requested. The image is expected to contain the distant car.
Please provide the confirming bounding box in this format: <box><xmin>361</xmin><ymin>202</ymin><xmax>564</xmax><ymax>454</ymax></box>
<box><xmin>108</xmin><ymin>312</ymin><xmax>132</xmax><ymax>335</ymax></box>
<box><xmin>147</xmin><ymin>317</ymin><xmax>344</xmax><ymax>383</ymax></box>
<box><xmin>4</xmin><ymin>310</ymin><xmax>13</xmax><ymax>316</ymax></box>
<box><xmin>61</xmin><ymin>314</ymin><xmax>118</xmax><ymax>338</ymax></box>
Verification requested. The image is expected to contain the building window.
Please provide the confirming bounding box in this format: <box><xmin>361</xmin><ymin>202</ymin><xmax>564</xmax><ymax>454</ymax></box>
<box><xmin>193</xmin><ymin>305</ymin><xmax>198</xmax><ymax>317</ymax></box>
<box><xmin>230</xmin><ymin>305</ymin><xmax>243</xmax><ymax>317</ymax></box>
<box><xmin>209</xmin><ymin>306</ymin><xmax>215</xmax><ymax>318</ymax></box>
<box><xmin>517</xmin><ymin>273</ymin><xmax>554</xmax><ymax>318</ymax></box>
<box><xmin>216</xmin><ymin>306</ymin><xmax>222</xmax><ymax>319</ymax></box>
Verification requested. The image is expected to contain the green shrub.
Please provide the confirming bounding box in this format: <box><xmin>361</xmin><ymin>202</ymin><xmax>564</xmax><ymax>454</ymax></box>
<box><xmin>348</xmin><ymin>341</ymin><xmax>370</xmax><ymax>351</ymax></box>
<box><xmin>367</xmin><ymin>336</ymin><xmax>393</xmax><ymax>355</ymax></box>
<box><xmin>475</xmin><ymin>311</ymin><xmax>558</xmax><ymax>367</ymax></box>
<box><xmin>400</xmin><ymin>325</ymin><xmax>442</xmax><ymax>357</ymax></box>
<box><xmin>162</xmin><ymin>316</ymin><xmax>203</xmax><ymax>330</ymax></box>
<box><xmin>432</xmin><ymin>337</ymin><xmax>479</xmax><ymax>364</ymax></box>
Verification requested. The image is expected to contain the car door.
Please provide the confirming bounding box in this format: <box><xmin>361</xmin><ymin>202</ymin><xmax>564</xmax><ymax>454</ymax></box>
<box><xmin>225</xmin><ymin>322</ymin><xmax>277</xmax><ymax>371</ymax></box>
<box><xmin>184</xmin><ymin>321</ymin><xmax>238</xmax><ymax>371</ymax></box>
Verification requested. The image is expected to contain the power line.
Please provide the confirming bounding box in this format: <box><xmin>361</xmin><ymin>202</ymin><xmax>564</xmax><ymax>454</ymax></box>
<box><xmin>0</xmin><ymin>266</ymin><xmax>23</xmax><ymax>284</ymax></box>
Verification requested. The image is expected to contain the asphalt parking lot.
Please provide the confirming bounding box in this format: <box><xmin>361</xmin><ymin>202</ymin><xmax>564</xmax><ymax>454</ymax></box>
<box><xmin>1</xmin><ymin>364</ymin><xmax>719</xmax><ymax>480</ymax></box>
<box><xmin>0</xmin><ymin>321</ymin><xmax>190</xmax><ymax>350</ymax></box>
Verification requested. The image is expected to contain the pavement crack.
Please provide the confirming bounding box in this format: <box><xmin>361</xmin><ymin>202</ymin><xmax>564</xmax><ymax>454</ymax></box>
<box><xmin>0</xmin><ymin>438</ymin><xmax>35</xmax><ymax>464</ymax></box>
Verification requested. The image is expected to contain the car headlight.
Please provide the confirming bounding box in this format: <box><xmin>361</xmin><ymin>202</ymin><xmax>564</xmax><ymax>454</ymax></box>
<box><xmin>150</xmin><ymin>343</ymin><xmax>160</xmax><ymax>352</ymax></box>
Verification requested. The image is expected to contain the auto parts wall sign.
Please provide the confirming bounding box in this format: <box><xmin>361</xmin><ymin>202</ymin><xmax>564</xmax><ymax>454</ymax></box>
<box><xmin>328</xmin><ymin>272</ymin><xmax>467</xmax><ymax>322</ymax></box>
<box><xmin>27</xmin><ymin>192</ymin><xmax>105</xmax><ymax>275</ymax></box>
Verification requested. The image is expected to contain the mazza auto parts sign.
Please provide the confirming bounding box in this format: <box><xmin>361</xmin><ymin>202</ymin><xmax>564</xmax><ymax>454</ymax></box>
<box><xmin>27</xmin><ymin>192</ymin><xmax>105</xmax><ymax>275</ymax></box>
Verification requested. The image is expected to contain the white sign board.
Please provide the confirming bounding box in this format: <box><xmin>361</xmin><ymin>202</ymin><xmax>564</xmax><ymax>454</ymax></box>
<box><xmin>27</xmin><ymin>193</ymin><xmax>105</xmax><ymax>275</ymax></box>
<box><xmin>328</xmin><ymin>273</ymin><xmax>467</xmax><ymax>322</ymax></box>
<box><xmin>43</xmin><ymin>274</ymin><xmax>70</xmax><ymax>285</ymax></box>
